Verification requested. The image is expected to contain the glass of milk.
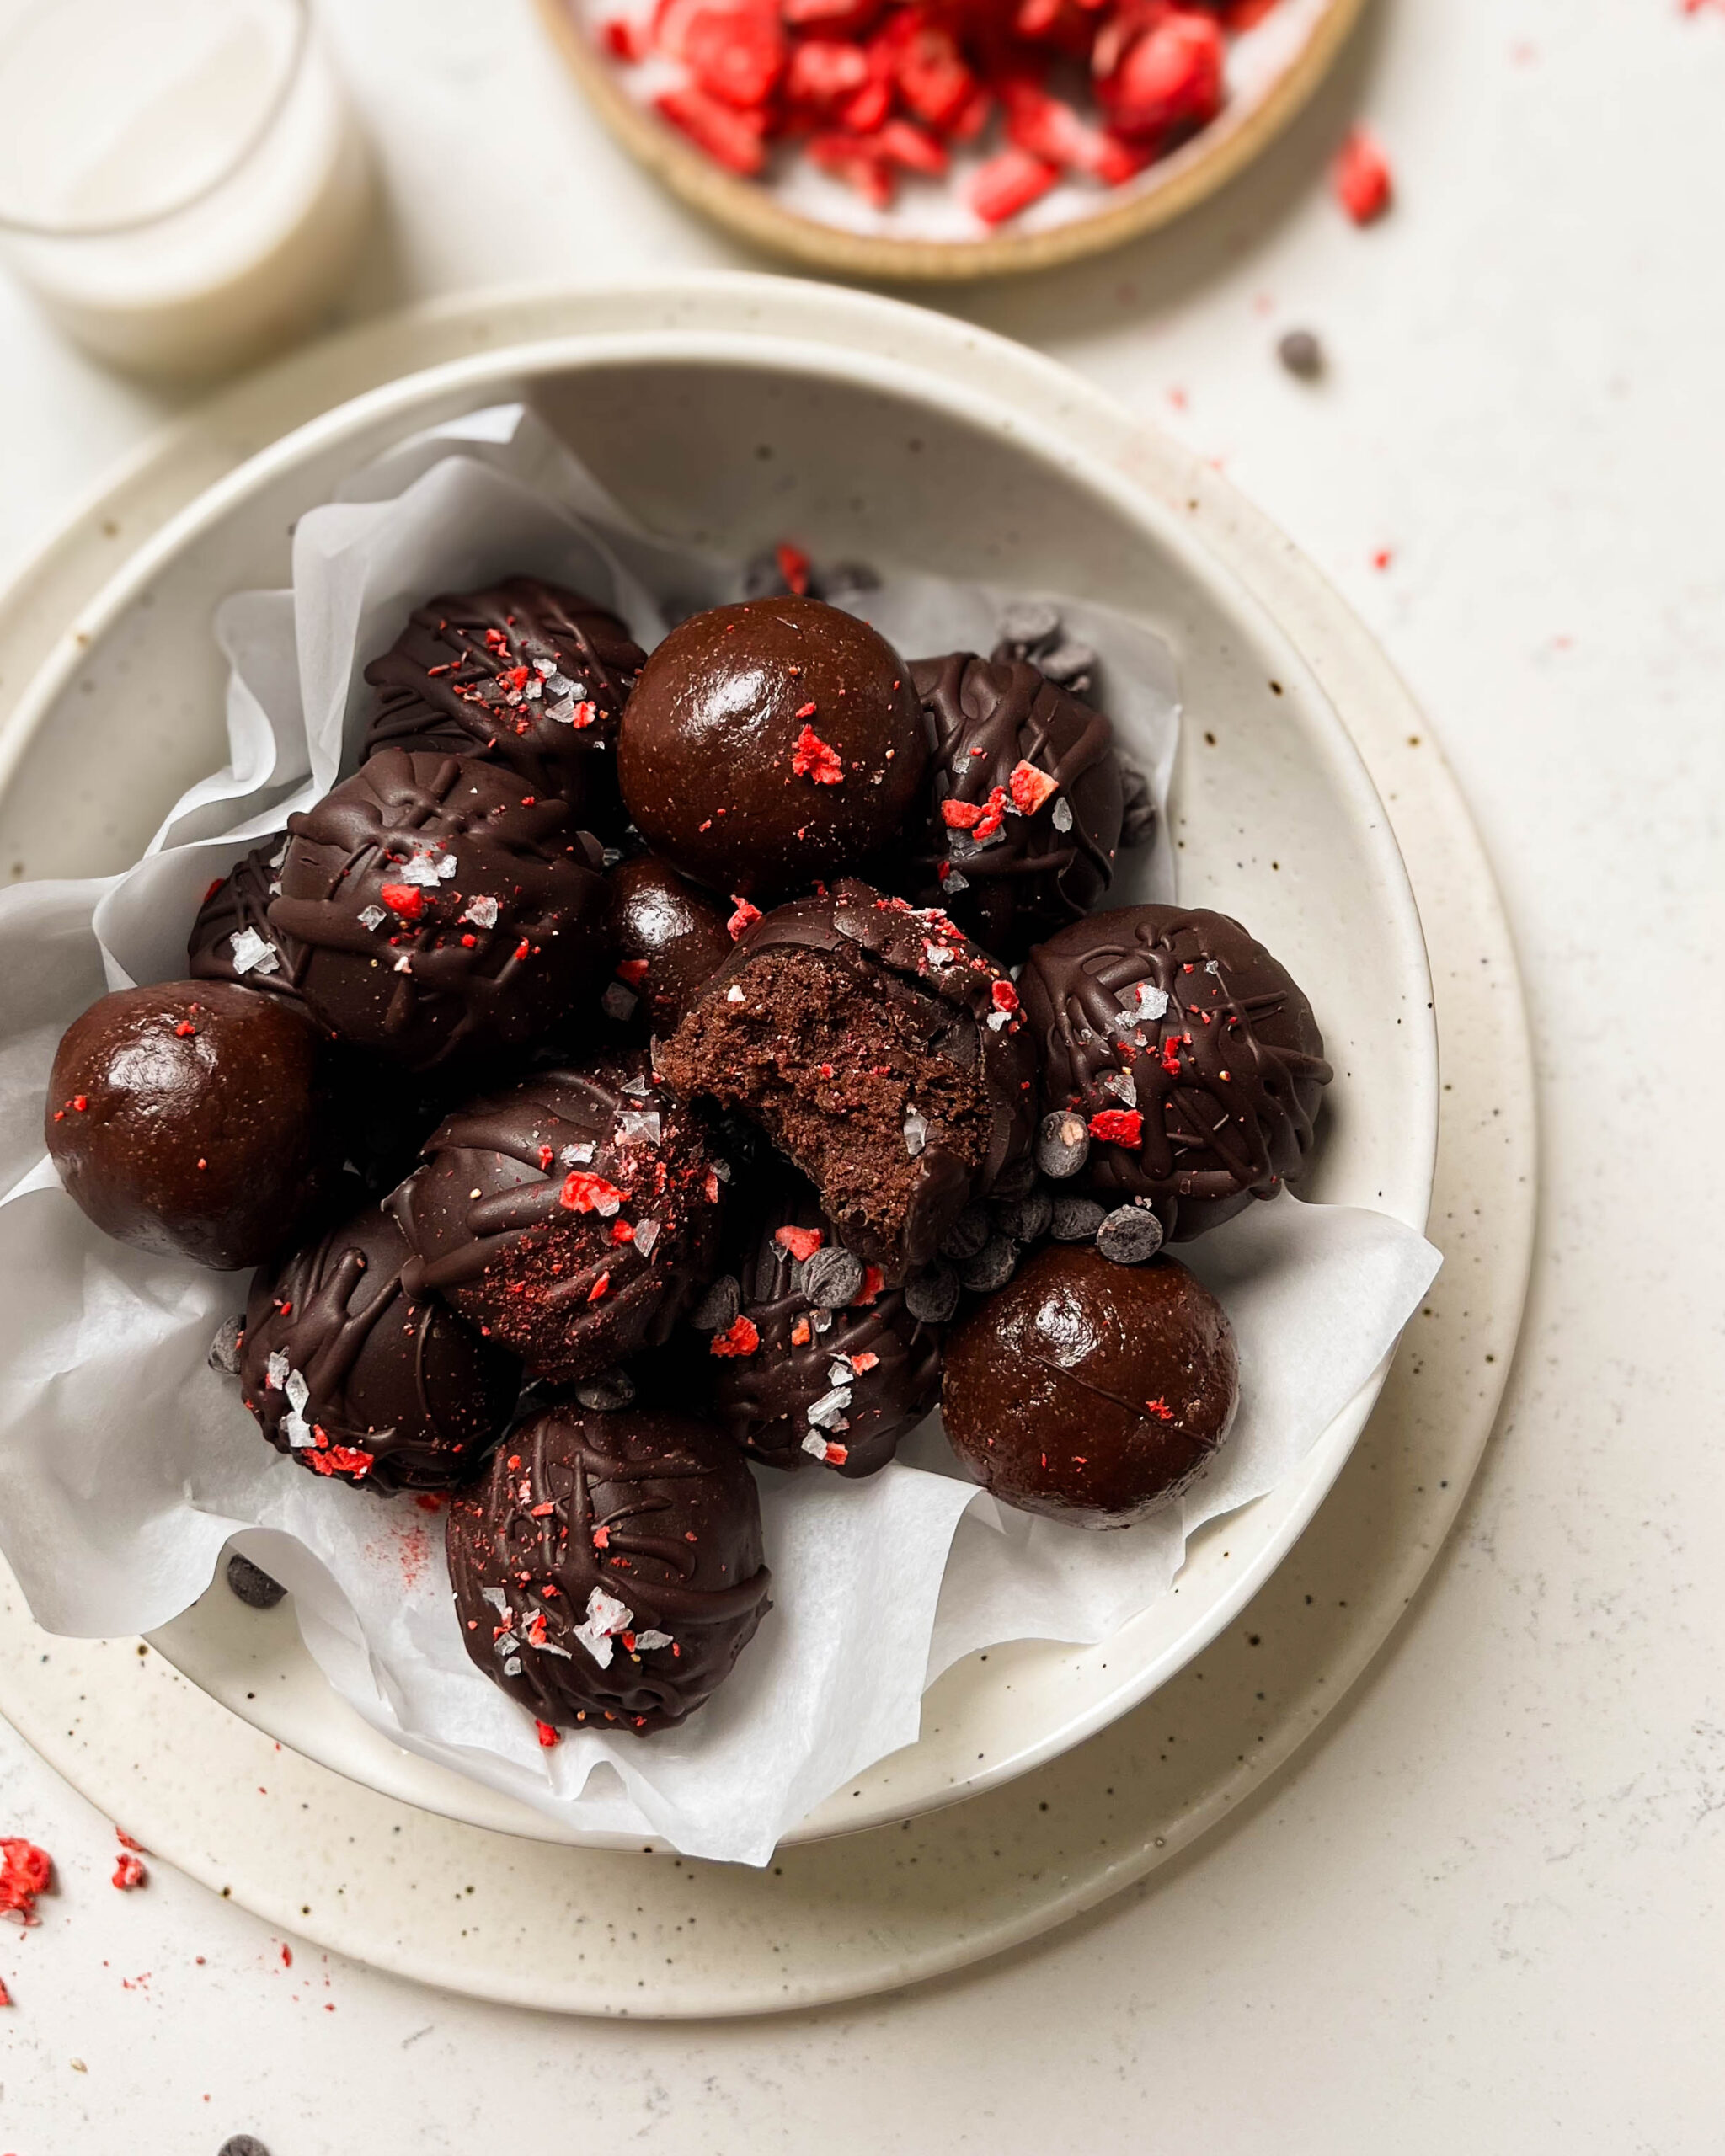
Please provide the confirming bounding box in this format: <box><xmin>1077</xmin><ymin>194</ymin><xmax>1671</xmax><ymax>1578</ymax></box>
<box><xmin>0</xmin><ymin>0</ymin><xmax>371</xmax><ymax>378</ymax></box>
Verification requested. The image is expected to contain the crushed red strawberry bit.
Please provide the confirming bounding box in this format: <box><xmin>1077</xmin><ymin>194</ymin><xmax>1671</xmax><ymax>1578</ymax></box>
<box><xmin>1089</xmin><ymin>1107</ymin><xmax>1144</xmax><ymax>1147</ymax></box>
<box><xmin>1332</xmin><ymin>127</ymin><xmax>1392</xmax><ymax>224</ymax></box>
<box><xmin>0</xmin><ymin>1839</ymin><xmax>52</xmax><ymax>1925</ymax></box>
<box><xmin>1145</xmin><ymin>1396</ymin><xmax>1175</xmax><ymax>1420</ymax></box>
<box><xmin>617</xmin><ymin>958</ymin><xmax>652</xmax><ymax>985</ymax></box>
<box><xmin>791</xmin><ymin>723</ymin><xmax>846</xmax><ymax>784</ymax></box>
<box><xmin>777</xmin><ymin>542</ymin><xmax>813</xmax><ymax>594</ymax></box>
<box><xmin>991</xmin><ymin>979</ymin><xmax>1019</xmax><ymax>1014</ymax></box>
<box><xmin>728</xmin><ymin>896</ymin><xmax>764</xmax><ymax>937</ymax></box>
<box><xmin>711</xmin><ymin>1314</ymin><xmax>761</xmax><ymax>1358</ymax></box>
<box><xmin>854</xmin><ymin>1264</ymin><xmax>884</xmax><ymax>1305</ymax></box>
<box><xmin>603</xmin><ymin>0</ymin><xmax>1252</xmax><ymax>227</ymax></box>
<box><xmin>1007</xmin><ymin>759</ymin><xmax>1060</xmax><ymax>815</ymax></box>
<box><xmin>587</xmin><ymin>1271</ymin><xmax>612</xmax><ymax>1302</ymax></box>
<box><xmin>379</xmin><ymin>882</ymin><xmax>424</xmax><ymax>920</ymax></box>
<box><xmin>775</xmin><ymin>1225</ymin><xmax>825</xmax><ymax>1262</ymax></box>
<box><xmin>559</xmin><ymin>1170</ymin><xmax>628</xmax><ymax>1214</ymax></box>
<box><xmin>536</xmin><ymin>1719</ymin><xmax>563</xmax><ymax>1748</ymax></box>
<box><xmin>308</xmin><ymin>1444</ymin><xmax>376</xmax><ymax>1479</ymax></box>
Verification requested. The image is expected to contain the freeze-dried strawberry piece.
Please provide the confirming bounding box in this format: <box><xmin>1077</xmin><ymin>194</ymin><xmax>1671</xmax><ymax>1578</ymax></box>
<box><xmin>969</xmin><ymin>147</ymin><xmax>1060</xmax><ymax>224</ymax></box>
<box><xmin>877</xmin><ymin>118</ymin><xmax>948</xmax><ymax>175</ymax></box>
<box><xmin>809</xmin><ymin>132</ymin><xmax>895</xmax><ymax>205</ymax></box>
<box><xmin>783</xmin><ymin>0</ymin><xmax>884</xmax><ymax>30</ymax></box>
<box><xmin>785</xmin><ymin>37</ymin><xmax>873</xmax><ymax>112</ymax></box>
<box><xmin>603</xmin><ymin>15</ymin><xmax>649</xmax><ymax>61</ymax></box>
<box><xmin>839</xmin><ymin>75</ymin><xmax>895</xmax><ymax>134</ymax></box>
<box><xmin>1002</xmin><ymin>78</ymin><xmax>1144</xmax><ymax>184</ymax></box>
<box><xmin>654</xmin><ymin>84</ymin><xmax>767</xmax><ymax>173</ymax></box>
<box><xmin>1332</xmin><ymin>128</ymin><xmax>1392</xmax><ymax>223</ymax></box>
<box><xmin>889</xmin><ymin>14</ymin><xmax>978</xmax><ymax>131</ymax></box>
<box><xmin>682</xmin><ymin>3</ymin><xmax>785</xmax><ymax>108</ymax></box>
<box><xmin>1101</xmin><ymin>8</ymin><xmax>1226</xmax><ymax>140</ymax></box>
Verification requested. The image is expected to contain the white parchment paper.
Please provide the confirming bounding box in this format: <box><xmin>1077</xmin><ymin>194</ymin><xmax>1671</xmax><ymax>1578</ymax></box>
<box><xmin>0</xmin><ymin>406</ymin><xmax>1439</xmax><ymax>1865</ymax></box>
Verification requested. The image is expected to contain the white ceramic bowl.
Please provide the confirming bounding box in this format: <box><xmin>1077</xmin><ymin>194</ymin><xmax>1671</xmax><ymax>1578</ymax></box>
<box><xmin>0</xmin><ymin>293</ymin><xmax>1436</xmax><ymax>1848</ymax></box>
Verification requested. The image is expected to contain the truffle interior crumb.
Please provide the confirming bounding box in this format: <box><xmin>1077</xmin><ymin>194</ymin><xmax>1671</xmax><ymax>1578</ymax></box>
<box><xmin>661</xmin><ymin>947</ymin><xmax>991</xmax><ymax>1264</ymax></box>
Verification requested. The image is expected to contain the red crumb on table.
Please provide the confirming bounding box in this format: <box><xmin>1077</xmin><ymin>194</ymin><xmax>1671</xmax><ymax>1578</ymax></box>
<box><xmin>1332</xmin><ymin>127</ymin><xmax>1393</xmax><ymax>223</ymax></box>
<box><xmin>536</xmin><ymin>1720</ymin><xmax>562</xmax><ymax>1748</ymax></box>
<box><xmin>602</xmin><ymin>0</ymin><xmax>1259</xmax><ymax>228</ymax></box>
<box><xmin>0</xmin><ymin>1839</ymin><xmax>52</xmax><ymax>1925</ymax></box>
<box><xmin>111</xmin><ymin>1853</ymin><xmax>147</xmax><ymax>1892</ymax></box>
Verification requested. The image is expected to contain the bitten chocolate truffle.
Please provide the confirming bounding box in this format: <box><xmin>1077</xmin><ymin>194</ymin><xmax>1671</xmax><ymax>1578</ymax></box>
<box><xmin>268</xmin><ymin>748</ymin><xmax>611</xmax><ymax>1070</ymax></box>
<box><xmin>894</xmin><ymin>652</ymin><xmax>1126</xmax><ymax>958</ymax></box>
<box><xmin>45</xmin><ymin>980</ymin><xmax>340</xmax><ymax>1271</ymax></box>
<box><xmin>188</xmin><ymin>839</ymin><xmax>305</xmax><ymax>1005</ymax></box>
<box><xmin>389</xmin><ymin>1055</ymin><xmax>724</xmax><ymax>1383</ymax></box>
<box><xmin>240</xmin><ymin>1198</ymin><xmax>520</xmax><ymax>1494</ymax></box>
<box><xmin>658</xmin><ymin>879</ymin><xmax>1036</xmax><ymax>1280</ymax></box>
<box><xmin>1019</xmin><ymin>904</ymin><xmax>1332</xmax><ymax>1241</ymax></box>
<box><xmin>606</xmin><ymin>851</ymin><xmax>734</xmax><ymax>1035</ymax></box>
<box><xmin>943</xmin><ymin>1243</ymin><xmax>1239</xmax><ymax>1528</ymax></box>
<box><xmin>617</xmin><ymin>597</ymin><xmax>928</xmax><ymax>898</ymax></box>
<box><xmin>696</xmin><ymin>1173</ymin><xmax>942</xmax><ymax>1477</ymax></box>
<box><xmin>362</xmin><ymin>577</ymin><xmax>644</xmax><ymax>821</ymax></box>
<box><xmin>446</xmin><ymin>1406</ymin><xmax>771</xmax><ymax>1733</ymax></box>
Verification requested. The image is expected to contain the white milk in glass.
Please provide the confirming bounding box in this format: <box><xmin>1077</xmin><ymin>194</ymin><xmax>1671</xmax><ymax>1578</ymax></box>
<box><xmin>0</xmin><ymin>0</ymin><xmax>370</xmax><ymax>377</ymax></box>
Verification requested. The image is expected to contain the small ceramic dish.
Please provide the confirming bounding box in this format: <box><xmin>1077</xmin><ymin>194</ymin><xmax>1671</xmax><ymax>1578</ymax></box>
<box><xmin>535</xmin><ymin>0</ymin><xmax>1367</xmax><ymax>280</ymax></box>
<box><xmin>0</xmin><ymin>288</ymin><xmax>1434</xmax><ymax>1847</ymax></box>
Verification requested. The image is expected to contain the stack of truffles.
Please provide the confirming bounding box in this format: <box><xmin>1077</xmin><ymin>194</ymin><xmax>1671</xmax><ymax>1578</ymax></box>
<box><xmin>42</xmin><ymin>572</ymin><xmax>1332</xmax><ymax>1739</ymax></box>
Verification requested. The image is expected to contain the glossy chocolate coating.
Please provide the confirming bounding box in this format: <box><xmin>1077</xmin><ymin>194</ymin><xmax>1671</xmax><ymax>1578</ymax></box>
<box><xmin>702</xmin><ymin>1173</ymin><xmax>942</xmax><ymax>1477</ymax></box>
<box><xmin>617</xmin><ymin>597</ymin><xmax>927</xmax><ymax>898</ymax></box>
<box><xmin>943</xmin><ymin>1243</ymin><xmax>1239</xmax><ymax>1528</ymax></box>
<box><xmin>268</xmin><ymin>749</ymin><xmax>611</xmax><ymax>1071</ymax></box>
<box><xmin>895</xmin><ymin>653</ymin><xmax>1125</xmax><ymax>958</ymax></box>
<box><xmin>45</xmin><ymin>980</ymin><xmax>340</xmax><ymax>1271</ymax></box>
<box><xmin>389</xmin><ymin>1055</ymin><xmax>724</xmax><ymax>1384</ymax></box>
<box><xmin>188</xmin><ymin>839</ymin><xmax>306</xmax><ymax>1006</ymax></box>
<box><xmin>1019</xmin><ymin>905</ymin><xmax>1332</xmax><ymax>1241</ymax></box>
<box><xmin>446</xmin><ymin>1406</ymin><xmax>771</xmax><ymax>1733</ymax></box>
<box><xmin>241</xmin><ymin>1198</ymin><xmax>520</xmax><ymax>1494</ymax></box>
<box><xmin>606</xmin><ymin>852</ymin><xmax>734</xmax><ymax>1035</ymax></box>
<box><xmin>361</xmin><ymin>577</ymin><xmax>644</xmax><ymax>821</ymax></box>
<box><xmin>658</xmin><ymin>878</ymin><xmax>1036</xmax><ymax>1279</ymax></box>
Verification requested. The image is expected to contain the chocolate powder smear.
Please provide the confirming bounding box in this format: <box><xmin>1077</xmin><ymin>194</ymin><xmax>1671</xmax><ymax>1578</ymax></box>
<box><xmin>659</xmin><ymin>878</ymin><xmax>1036</xmax><ymax>1279</ymax></box>
<box><xmin>446</xmin><ymin>1406</ymin><xmax>770</xmax><ymax>1734</ymax></box>
<box><xmin>1019</xmin><ymin>903</ymin><xmax>1332</xmax><ymax>1241</ymax></box>
<box><xmin>362</xmin><ymin>576</ymin><xmax>644</xmax><ymax>822</ymax></box>
<box><xmin>242</xmin><ymin>1197</ymin><xmax>521</xmax><ymax>1496</ymax></box>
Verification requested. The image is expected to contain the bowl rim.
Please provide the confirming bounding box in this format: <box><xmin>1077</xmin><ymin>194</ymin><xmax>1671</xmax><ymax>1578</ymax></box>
<box><xmin>531</xmin><ymin>0</ymin><xmax>1371</xmax><ymax>282</ymax></box>
<box><xmin>0</xmin><ymin>303</ymin><xmax>1438</xmax><ymax>1847</ymax></box>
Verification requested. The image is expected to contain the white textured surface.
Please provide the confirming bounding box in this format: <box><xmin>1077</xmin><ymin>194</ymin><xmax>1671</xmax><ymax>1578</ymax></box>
<box><xmin>0</xmin><ymin>1</ymin><xmax>1718</xmax><ymax>2152</ymax></box>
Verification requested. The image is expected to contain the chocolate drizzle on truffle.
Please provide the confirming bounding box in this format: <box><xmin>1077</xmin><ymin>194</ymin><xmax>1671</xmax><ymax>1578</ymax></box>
<box><xmin>362</xmin><ymin>578</ymin><xmax>644</xmax><ymax>819</ymax></box>
<box><xmin>1019</xmin><ymin>904</ymin><xmax>1332</xmax><ymax>1240</ymax></box>
<box><xmin>188</xmin><ymin>839</ymin><xmax>306</xmax><ymax>1005</ymax></box>
<box><xmin>389</xmin><ymin>1054</ymin><xmax>724</xmax><ymax>1382</ymax></box>
<box><xmin>268</xmin><ymin>748</ymin><xmax>611</xmax><ymax>1070</ymax></box>
<box><xmin>659</xmin><ymin>878</ymin><xmax>1035</xmax><ymax>1278</ymax></box>
<box><xmin>896</xmin><ymin>653</ymin><xmax>1125</xmax><ymax>958</ymax></box>
<box><xmin>446</xmin><ymin>1406</ymin><xmax>771</xmax><ymax>1732</ymax></box>
<box><xmin>241</xmin><ymin>1198</ymin><xmax>520</xmax><ymax>1494</ymax></box>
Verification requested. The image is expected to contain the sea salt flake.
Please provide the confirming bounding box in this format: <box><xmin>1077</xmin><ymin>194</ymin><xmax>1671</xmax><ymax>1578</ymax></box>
<box><xmin>801</xmin><ymin>1433</ymin><xmax>835</xmax><ymax>1464</ymax></box>
<box><xmin>807</xmin><ymin>1385</ymin><xmax>853</xmax><ymax>1430</ymax></box>
<box><xmin>560</xmin><ymin>1143</ymin><xmax>595</xmax><ymax>1166</ymax></box>
<box><xmin>573</xmin><ymin>1585</ymin><xmax>633</xmax><ymax>1668</ymax></box>
<box><xmin>502</xmin><ymin>1655</ymin><xmax>523</xmax><ymax>1677</ymax></box>
<box><xmin>828</xmin><ymin>1360</ymin><xmax>854</xmax><ymax>1388</ymax></box>
<box><xmin>923</xmin><ymin>942</ymin><xmax>955</xmax><ymax>969</ymax></box>
<box><xmin>621</xmin><ymin>1075</ymin><xmax>653</xmax><ymax>1098</ymax></box>
<box><xmin>357</xmin><ymin>904</ymin><xmax>387</xmax><ymax>932</ymax></box>
<box><xmin>282</xmin><ymin>1409</ymin><xmax>315</xmax><ymax>1450</ymax></box>
<box><xmin>633</xmin><ymin>1218</ymin><xmax>661</xmax><ymax>1259</ymax></box>
<box><xmin>903</xmin><ymin>1111</ymin><xmax>928</xmax><ymax>1157</ymax></box>
<box><xmin>461</xmin><ymin>894</ymin><xmax>500</xmax><ymax>928</ymax></box>
<box><xmin>1101</xmin><ymin>1067</ymin><xmax>1137</xmax><ymax>1104</ymax></box>
<box><xmin>986</xmin><ymin>1010</ymin><xmax>1013</xmax><ymax>1031</ymax></box>
<box><xmin>1130</xmin><ymin>981</ymin><xmax>1172</xmax><ymax>1021</ymax></box>
<box><xmin>267</xmin><ymin>842</ymin><xmax>288</xmax><ymax>869</ymax></box>
<box><xmin>228</xmin><ymin>927</ymin><xmax>279</xmax><ymax>977</ymax></box>
<box><xmin>601</xmin><ymin>982</ymin><xmax>638</xmax><ymax>1022</ymax></box>
<box><xmin>537</xmin><ymin>1639</ymin><xmax>573</xmax><ymax>1659</ymax></box>
<box><xmin>393</xmin><ymin>956</ymin><xmax>414</xmax><ymax>974</ymax></box>
<box><xmin>398</xmin><ymin>848</ymin><xmax>457</xmax><ymax>888</ymax></box>
<box><xmin>523</xmin><ymin>676</ymin><xmax>543</xmax><ymax>702</ymax></box>
<box><xmin>546</xmin><ymin>696</ymin><xmax>577</xmax><ymax>726</ymax></box>
<box><xmin>725</xmin><ymin>984</ymin><xmax>746</xmax><ymax>1003</ymax></box>
<box><xmin>942</xmin><ymin>871</ymin><xmax>969</xmax><ymax>894</ymax></box>
<box><xmin>264</xmin><ymin>1349</ymin><xmax>290</xmax><ymax>1391</ymax></box>
<box><xmin>633</xmin><ymin>1628</ymin><xmax>674</xmax><ymax>1652</ymax></box>
<box><xmin>1051</xmin><ymin>797</ymin><xmax>1074</xmax><ymax>833</ymax></box>
<box><xmin>284</xmin><ymin>1369</ymin><xmax>310</xmax><ymax>1415</ymax></box>
<box><xmin>494</xmin><ymin>1631</ymin><xmax>520</xmax><ymax>1658</ymax></box>
<box><xmin>482</xmin><ymin>1587</ymin><xmax>509</xmax><ymax>1614</ymax></box>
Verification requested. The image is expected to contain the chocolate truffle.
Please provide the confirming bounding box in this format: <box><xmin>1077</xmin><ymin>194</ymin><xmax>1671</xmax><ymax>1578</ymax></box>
<box><xmin>1019</xmin><ymin>905</ymin><xmax>1332</xmax><ymax>1241</ymax></box>
<box><xmin>696</xmin><ymin>1174</ymin><xmax>943</xmax><ymax>1477</ymax></box>
<box><xmin>658</xmin><ymin>879</ymin><xmax>1036</xmax><ymax>1280</ymax></box>
<box><xmin>188</xmin><ymin>839</ymin><xmax>306</xmax><ymax>1005</ymax></box>
<box><xmin>240</xmin><ymin>1198</ymin><xmax>520</xmax><ymax>1494</ymax></box>
<box><xmin>606</xmin><ymin>852</ymin><xmax>734</xmax><ymax>1035</ymax></box>
<box><xmin>389</xmin><ymin>1055</ymin><xmax>724</xmax><ymax>1383</ymax></box>
<box><xmin>45</xmin><ymin>980</ymin><xmax>340</xmax><ymax>1271</ymax></box>
<box><xmin>893</xmin><ymin>652</ymin><xmax>1125</xmax><ymax>958</ymax></box>
<box><xmin>943</xmin><ymin>1243</ymin><xmax>1239</xmax><ymax>1528</ymax></box>
<box><xmin>268</xmin><ymin>748</ymin><xmax>611</xmax><ymax>1071</ymax></box>
<box><xmin>446</xmin><ymin>1406</ymin><xmax>771</xmax><ymax>1733</ymax></box>
<box><xmin>617</xmin><ymin>597</ymin><xmax>928</xmax><ymax>898</ymax></box>
<box><xmin>362</xmin><ymin>577</ymin><xmax>644</xmax><ymax>821</ymax></box>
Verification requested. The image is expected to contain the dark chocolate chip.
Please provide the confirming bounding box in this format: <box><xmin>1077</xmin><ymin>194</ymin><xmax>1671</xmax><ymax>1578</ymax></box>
<box><xmin>1050</xmin><ymin>1195</ymin><xmax>1107</xmax><ymax>1242</ymax></box>
<box><xmin>803</xmin><ymin>1245</ymin><xmax>865</xmax><ymax>1310</ymax></box>
<box><xmin>940</xmin><ymin>1203</ymin><xmax>991</xmax><ymax>1262</ymax></box>
<box><xmin>903</xmin><ymin>1263</ymin><xmax>961</xmax><ymax>1325</ymax></box>
<box><xmin>207</xmin><ymin>1314</ymin><xmax>246</xmax><ymax>1378</ymax></box>
<box><xmin>1036</xmin><ymin>1110</ymin><xmax>1091</xmax><ymax>1181</ymax></box>
<box><xmin>996</xmin><ymin>599</ymin><xmax>1060</xmax><ymax>652</ymax></box>
<box><xmin>959</xmin><ymin>1235</ymin><xmax>1017</xmax><ymax>1294</ymax></box>
<box><xmin>225</xmin><ymin>1555</ymin><xmax>286</xmax><ymax>1610</ymax></box>
<box><xmin>691</xmin><ymin>1275</ymin><xmax>741</xmax><ymax>1333</ymax></box>
<box><xmin>1008</xmin><ymin>1188</ymin><xmax>1054</xmax><ymax>1245</ymax></box>
<box><xmin>1277</xmin><ymin>328</ymin><xmax>1324</xmax><ymax>380</ymax></box>
<box><xmin>1096</xmin><ymin>1204</ymin><xmax>1165</xmax><ymax>1265</ymax></box>
<box><xmin>1038</xmin><ymin>641</ymin><xmax>1096</xmax><ymax>690</ymax></box>
<box><xmin>574</xmin><ymin>1367</ymin><xmax>637</xmax><ymax>1412</ymax></box>
<box><xmin>989</xmin><ymin>1150</ymin><xmax>1038</xmax><ymax>1203</ymax></box>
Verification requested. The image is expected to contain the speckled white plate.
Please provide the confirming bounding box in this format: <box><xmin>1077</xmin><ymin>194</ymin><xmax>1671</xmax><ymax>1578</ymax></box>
<box><xmin>0</xmin><ymin>278</ymin><xmax>1532</xmax><ymax>2010</ymax></box>
<box><xmin>0</xmin><ymin>280</ymin><xmax>1437</xmax><ymax>1857</ymax></box>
